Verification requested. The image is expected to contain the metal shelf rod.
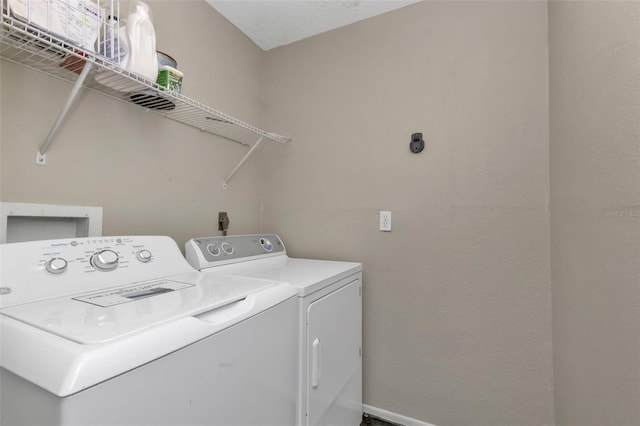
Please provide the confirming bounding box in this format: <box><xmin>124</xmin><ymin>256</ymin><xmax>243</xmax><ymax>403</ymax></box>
<box><xmin>223</xmin><ymin>136</ymin><xmax>264</xmax><ymax>190</ymax></box>
<box><xmin>37</xmin><ymin>61</ymin><xmax>93</xmax><ymax>164</ymax></box>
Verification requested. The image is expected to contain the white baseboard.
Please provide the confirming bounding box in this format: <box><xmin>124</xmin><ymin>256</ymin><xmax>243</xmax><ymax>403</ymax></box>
<box><xmin>363</xmin><ymin>404</ymin><xmax>437</xmax><ymax>426</ymax></box>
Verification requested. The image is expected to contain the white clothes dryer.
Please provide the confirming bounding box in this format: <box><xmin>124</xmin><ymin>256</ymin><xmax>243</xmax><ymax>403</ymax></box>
<box><xmin>185</xmin><ymin>234</ymin><xmax>363</xmax><ymax>426</ymax></box>
<box><xmin>0</xmin><ymin>236</ymin><xmax>298</xmax><ymax>426</ymax></box>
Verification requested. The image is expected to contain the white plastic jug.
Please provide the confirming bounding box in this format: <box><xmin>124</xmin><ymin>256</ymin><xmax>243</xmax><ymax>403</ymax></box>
<box><xmin>125</xmin><ymin>1</ymin><xmax>157</xmax><ymax>82</ymax></box>
<box><xmin>97</xmin><ymin>16</ymin><xmax>128</xmax><ymax>68</ymax></box>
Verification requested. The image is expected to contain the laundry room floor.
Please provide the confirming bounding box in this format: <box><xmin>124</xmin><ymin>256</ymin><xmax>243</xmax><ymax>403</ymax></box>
<box><xmin>362</xmin><ymin>413</ymin><xmax>403</xmax><ymax>426</ymax></box>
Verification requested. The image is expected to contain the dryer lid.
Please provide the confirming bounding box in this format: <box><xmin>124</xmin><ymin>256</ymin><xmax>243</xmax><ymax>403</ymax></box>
<box><xmin>0</xmin><ymin>271</ymin><xmax>276</xmax><ymax>344</ymax></box>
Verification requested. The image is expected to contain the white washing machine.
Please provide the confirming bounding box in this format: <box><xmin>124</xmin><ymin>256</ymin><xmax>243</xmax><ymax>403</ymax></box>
<box><xmin>185</xmin><ymin>234</ymin><xmax>363</xmax><ymax>426</ymax></box>
<box><xmin>0</xmin><ymin>235</ymin><xmax>298</xmax><ymax>426</ymax></box>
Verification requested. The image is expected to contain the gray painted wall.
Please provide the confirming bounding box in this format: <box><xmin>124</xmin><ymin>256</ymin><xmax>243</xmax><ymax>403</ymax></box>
<box><xmin>1</xmin><ymin>1</ymin><xmax>267</xmax><ymax>247</ymax></box>
<box><xmin>2</xmin><ymin>1</ymin><xmax>639</xmax><ymax>425</ymax></box>
<box><xmin>261</xmin><ymin>2</ymin><xmax>553</xmax><ymax>425</ymax></box>
<box><xmin>549</xmin><ymin>1</ymin><xmax>640</xmax><ymax>425</ymax></box>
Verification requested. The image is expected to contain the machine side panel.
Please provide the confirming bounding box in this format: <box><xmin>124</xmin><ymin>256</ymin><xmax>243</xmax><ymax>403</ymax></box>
<box><xmin>2</xmin><ymin>298</ymin><xmax>298</xmax><ymax>426</ymax></box>
<box><xmin>1</xmin><ymin>369</ymin><xmax>63</xmax><ymax>426</ymax></box>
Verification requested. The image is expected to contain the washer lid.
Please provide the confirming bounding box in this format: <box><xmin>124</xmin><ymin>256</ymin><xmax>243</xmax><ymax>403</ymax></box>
<box><xmin>0</xmin><ymin>271</ymin><xmax>275</xmax><ymax>344</ymax></box>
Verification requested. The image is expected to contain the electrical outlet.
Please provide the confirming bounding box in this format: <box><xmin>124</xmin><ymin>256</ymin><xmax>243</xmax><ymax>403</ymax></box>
<box><xmin>379</xmin><ymin>211</ymin><xmax>392</xmax><ymax>231</ymax></box>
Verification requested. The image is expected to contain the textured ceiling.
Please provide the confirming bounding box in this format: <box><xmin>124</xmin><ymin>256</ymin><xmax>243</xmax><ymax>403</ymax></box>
<box><xmin>207</xmin><ymin>0</ymin><xmax>422</xmax><ymax>51</ymax></box>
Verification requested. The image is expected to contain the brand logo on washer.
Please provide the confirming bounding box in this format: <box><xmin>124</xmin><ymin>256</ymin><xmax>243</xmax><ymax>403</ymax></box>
<box><xmin>0</xmin><ymin>287</ymin><xmax>12</xmax><ymax>295</ymax></box>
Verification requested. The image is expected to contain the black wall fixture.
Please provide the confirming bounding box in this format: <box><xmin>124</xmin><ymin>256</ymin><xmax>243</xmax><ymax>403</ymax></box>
<box><xmin>410</xmin><ymin>133</ymin><xmax>425</xmax><ymax>153</ymax></box>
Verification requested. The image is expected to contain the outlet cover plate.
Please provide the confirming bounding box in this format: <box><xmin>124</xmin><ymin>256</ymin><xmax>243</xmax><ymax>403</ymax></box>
<box><xmin>379</xmin><ymin>211</ymin><xmax>392</xmax><ymax>231</ymax></box>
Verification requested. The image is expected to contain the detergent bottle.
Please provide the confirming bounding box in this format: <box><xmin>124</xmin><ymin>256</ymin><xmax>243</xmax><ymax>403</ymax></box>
<box><xmin>124</xmin><ymin>1</ymin><xmax>157</xmax><ymax>82</ymax></box>
<box><xmin>97</xmin><ymin>15</ymin><xmax>128</xmax><ymax>68</ymax></box>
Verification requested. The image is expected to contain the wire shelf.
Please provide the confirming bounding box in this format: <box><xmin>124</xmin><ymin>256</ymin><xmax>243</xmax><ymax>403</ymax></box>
<box><xmin>0</xmin><ymin>1</ymin><xmax>291</xmax><ymax>148</ymax></box>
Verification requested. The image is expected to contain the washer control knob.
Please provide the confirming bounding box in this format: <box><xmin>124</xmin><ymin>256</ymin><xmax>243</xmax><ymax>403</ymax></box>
<box><xmin>91</xmin><ymin>250</ymin><xmax>119</xmax><ymax>271</ymax></box>
<box><xmin>207</xmin><ymin>244</ymin><xmax>220</xmax><ymax>256</ymax></box>
<box><xmin>221</xmin><ymin>242</ymin><xmax>234</xmax><ymax>255</ymax></box>
<box><xmin>136</xmin><ymin>249</ymin><xmax>152</xmax><ymax>263</ymax></box>
<box><xmin>45</xmin><ymin>258</ymin><xmax>68</xmax><ymax>274</ymax></box>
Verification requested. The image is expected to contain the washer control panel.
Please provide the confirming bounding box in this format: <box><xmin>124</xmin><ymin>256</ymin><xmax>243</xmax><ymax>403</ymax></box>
<box><xmin>185</xmin><ymin>234</ymin><xmax>285</xmax><ymax>269</ymax></box>
<box><xmin>0</xmin><ymin>236</ymin><xmax>194</xmax><ymax>309</ymax></box>
<box><xmin>33</xmin><ymin>238</ymin><xmax>156</xmax><ymax>275</ymax></box>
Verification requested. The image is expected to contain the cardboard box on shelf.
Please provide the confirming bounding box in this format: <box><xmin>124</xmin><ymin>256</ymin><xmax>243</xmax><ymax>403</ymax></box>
<box><xmin>7</xmin><ymin>0</ymin><xmax>103</xmax><ymax>51</ymax></box>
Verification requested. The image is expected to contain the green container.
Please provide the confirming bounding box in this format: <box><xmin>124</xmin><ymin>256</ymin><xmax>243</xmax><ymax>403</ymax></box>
<box><xmin>156</xmin><ymin>65</ymin><xmax>183</xmax><ymax>93</ymax></box>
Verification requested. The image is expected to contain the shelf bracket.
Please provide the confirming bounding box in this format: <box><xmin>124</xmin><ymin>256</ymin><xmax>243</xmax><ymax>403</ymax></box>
<box><xmin>36</xmin><ymin>61</ymin><xmax>94</xmax><ymax>165</ymax></box>
<box><xmin>223</xmin><ymin>136</ymin><xmax>264</xmax><ymax>189</ymax></box>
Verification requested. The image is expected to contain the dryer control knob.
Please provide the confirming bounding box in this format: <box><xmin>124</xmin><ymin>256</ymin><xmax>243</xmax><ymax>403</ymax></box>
<box><xmin>45</xmin><ymin>258</ymin><xmax>68</xmax><ymax>274</ymax></box>
<box><xmin>207</xmin><ymin>244</ymin><xmax>220</xmax><ymax>256</ymax></box>
<box><xmin>91</xmin><ymin>250</ymin><xmax>119</xmax><ymax>271</ymax></box>
<box><xmin>136</xmin><ymin>249</ymin><xmax>152</xmax><ymax>263</ymax></box>
<box><xmin>259</xmin><ymin>238</ymin><xmax>273</xmax><ymax>252</ymax></box>
<box><xmin>221</xmin><ymin>242</ymin><xmax>234</xmax><ymax>255</ymax></box>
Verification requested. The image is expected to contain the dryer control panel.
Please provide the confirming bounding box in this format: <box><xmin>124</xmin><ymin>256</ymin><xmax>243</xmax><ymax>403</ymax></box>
<box><xmin>185</xmin><ymin>234</ymin><xmax>286</xmax><ymax>269</ymax></box>
<box><xmin>0</xmin><ymin>236</ymin><xmax>194</xmax><ymax>309</ymax></box>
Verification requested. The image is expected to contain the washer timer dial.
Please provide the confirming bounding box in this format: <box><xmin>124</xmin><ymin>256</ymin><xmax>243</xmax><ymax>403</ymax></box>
<box><xmin>91</xmin><ymin>250</ymin><xmax>119</xmax><ymax>271</ymax></box>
